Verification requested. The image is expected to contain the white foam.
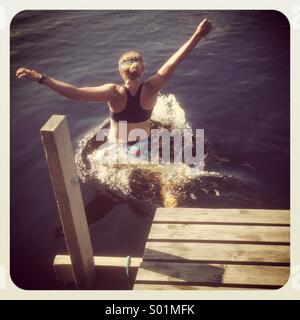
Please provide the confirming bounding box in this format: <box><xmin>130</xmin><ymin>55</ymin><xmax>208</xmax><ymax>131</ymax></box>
<box><xmin>151</xmin><ymin>94</ymin><xmax>191</xmax><ymax>129</ymax></box>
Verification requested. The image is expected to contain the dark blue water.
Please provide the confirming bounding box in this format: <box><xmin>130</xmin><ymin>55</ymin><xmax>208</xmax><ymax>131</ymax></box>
<box><xmin>10</xmin><ymin>10</ymin><xmax>289</xmax><ymax>289</ymax></box>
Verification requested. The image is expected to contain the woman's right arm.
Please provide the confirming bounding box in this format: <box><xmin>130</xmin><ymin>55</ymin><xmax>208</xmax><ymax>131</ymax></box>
<box><xmin>145</xmin><ymin>18</ymin><xmax>211</xmax><ymax>92</ymax></box>
<box><xmin>16</xmin><ymin>68</ymin><xmax>115</xmax><ymax>102</ymax></box>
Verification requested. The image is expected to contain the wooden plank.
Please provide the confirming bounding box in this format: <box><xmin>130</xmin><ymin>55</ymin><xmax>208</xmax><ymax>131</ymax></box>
<box><xmin>153</xmin><ymin>208</ymin><xmax>290</xmax><ymax>225</ymax></box>
<box><xmin>144</xmin><ymin>242</ymin><xmax>289</xmax><ymax>264</ymax></box>
<box><xmin>94</xmin><ymin>256</ymin><xmax>142</xmax><ymax>268</ymax></box>
<box><xmin>54</xmin><ymin>255</ymin><xmax>142</xmax><ymax>282</ymax></box>
<box><xmin>135</xmin><ymin>262</ymin><xmax>289</xmax><ymax>287</ymax></box>
<box><xmin>148</xmin><ymin>224</ymin><xmax>289</xmax><ymax>243</ymax></box>
<box><xmin>134</xmin><ymin>208</ymin><xmax>290</xmax><ymax>290</ymax></box>
<box><xmin>41</xmin><ymin>115</ymin><xmax>95</xmax><ymax>289</ymax></box>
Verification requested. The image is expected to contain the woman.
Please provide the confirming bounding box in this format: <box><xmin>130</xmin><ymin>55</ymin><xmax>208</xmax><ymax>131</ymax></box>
<box><xmin>16</xmin><ymin>18</ymin><xmax>211</xmax><ymax>157</ymax></box>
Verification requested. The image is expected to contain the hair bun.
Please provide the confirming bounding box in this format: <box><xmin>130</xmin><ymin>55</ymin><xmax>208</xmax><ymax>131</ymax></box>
<box><xmin>129</xmin><ymin>62</ymin><xmax>141</xmax><ymax>77</ymax></box>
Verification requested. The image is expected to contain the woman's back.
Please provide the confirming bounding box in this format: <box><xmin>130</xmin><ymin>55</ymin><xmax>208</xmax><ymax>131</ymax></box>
<box><xmin>108</xmin><ymin>80</ymin><xmax>159</xmax><ymax>143</ymax></box>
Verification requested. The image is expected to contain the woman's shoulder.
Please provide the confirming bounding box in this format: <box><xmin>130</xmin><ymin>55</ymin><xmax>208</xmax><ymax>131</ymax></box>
<box><xmin>112</xmin><ymin>83</ymin><xmax>126</xmax><ymax>95</ymax></box>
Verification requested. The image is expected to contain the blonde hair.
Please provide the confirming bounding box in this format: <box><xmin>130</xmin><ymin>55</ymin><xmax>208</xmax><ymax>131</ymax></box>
<box><xmin>118</xmin><ymin>51</ymin><xmax>144</xmax><ymax>80</ymax></box>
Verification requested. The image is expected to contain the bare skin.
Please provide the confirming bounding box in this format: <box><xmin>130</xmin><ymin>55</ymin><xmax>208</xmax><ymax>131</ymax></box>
<box><xmin>16</xmin><ymin>18</ymin><xmax>211</xmax><ymax>143</ymax></box>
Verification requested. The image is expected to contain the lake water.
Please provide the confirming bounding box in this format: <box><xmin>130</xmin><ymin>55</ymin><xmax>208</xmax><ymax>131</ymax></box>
<box><xmin>10</xmin><ymin>10</ymin><xmax>290</xmax><ymax>289</ymax></box>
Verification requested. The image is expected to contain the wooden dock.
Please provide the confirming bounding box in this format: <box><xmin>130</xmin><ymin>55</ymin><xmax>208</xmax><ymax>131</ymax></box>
<box><xmin>41</xmin><ymin>115</ymin><xmax>290</xmax><ymax>290</ymax></box>
<box><xmin>133</xmin><ymin>208</ymin><xmax>290</xmax><ymax>290</ymax></box>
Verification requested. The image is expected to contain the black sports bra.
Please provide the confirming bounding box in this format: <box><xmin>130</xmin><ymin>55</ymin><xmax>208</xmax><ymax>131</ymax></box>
<box><xmin>110</xmin><ymin>82</ymin><xmax>153</xmax><ymax>123</ymax></box>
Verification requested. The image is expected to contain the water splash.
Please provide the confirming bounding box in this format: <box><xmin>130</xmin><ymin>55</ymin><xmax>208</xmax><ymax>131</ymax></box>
<box><xmin>151</xmin><ymin>93</ymin><xmax>190</xmax><ymax>129</ymax></box>
<box><xmin>75</xmin><ymin>94</ymin><xmax>261</xmax><ymax>211</ymax></box>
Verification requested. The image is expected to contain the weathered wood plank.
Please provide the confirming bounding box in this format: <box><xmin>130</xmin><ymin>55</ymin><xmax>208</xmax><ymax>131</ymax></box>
<box><xmin>133</xmin><ymin>208</ymin><xmax>290</xmax><ymax>290</ymax></box>
<box><xmin>41</xmin><ymin>115</ymin><xmax>95</xmax><ymax>288</ymax></box>
<box><xmin>144</xmin><ymin>242</ymin><xmax>289</xmax><ymax>264</ymax></box>
<box><xmin>148</xmin><ymin>224</ymin><xmax>289</xmax><ymax>243</ymax></box>
<box><xmin>154</xmin><ymin>208</ymin><xmax>290</xmax><ymax>225</ymax></box>
<box><xmin>54</xmin><ymin>255</ymin><xmax>142</xmax><ymax>282</ymax></box>
<box><xmin>135</xmin><ymin>262</ymin><xmax>289</xmax><ymax>287</ymax></box>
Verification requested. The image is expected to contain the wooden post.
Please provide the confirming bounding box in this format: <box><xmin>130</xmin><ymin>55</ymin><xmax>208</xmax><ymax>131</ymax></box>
<box><xmin>41</xmin><ymin>115</ymin><xmax>95</xmax><ymax>289</ymax></box>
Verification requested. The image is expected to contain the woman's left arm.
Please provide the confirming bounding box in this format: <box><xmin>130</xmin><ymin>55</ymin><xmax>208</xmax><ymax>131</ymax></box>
<box><xmin>16</xmin><ymin>67</ymin><xmax>115</xmax><ymax>102</ymax></box>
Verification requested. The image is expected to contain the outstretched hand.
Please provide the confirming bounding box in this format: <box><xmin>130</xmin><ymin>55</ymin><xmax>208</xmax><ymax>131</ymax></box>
<box><xmin>16</xmin><ymin>67</ymin><xmax>42</xmax><ymax>82</ymax></box>
<box><xmin>195</xmin><ymin>18</ymin><xmax>212</xmax><ymax>37</ymax></box>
